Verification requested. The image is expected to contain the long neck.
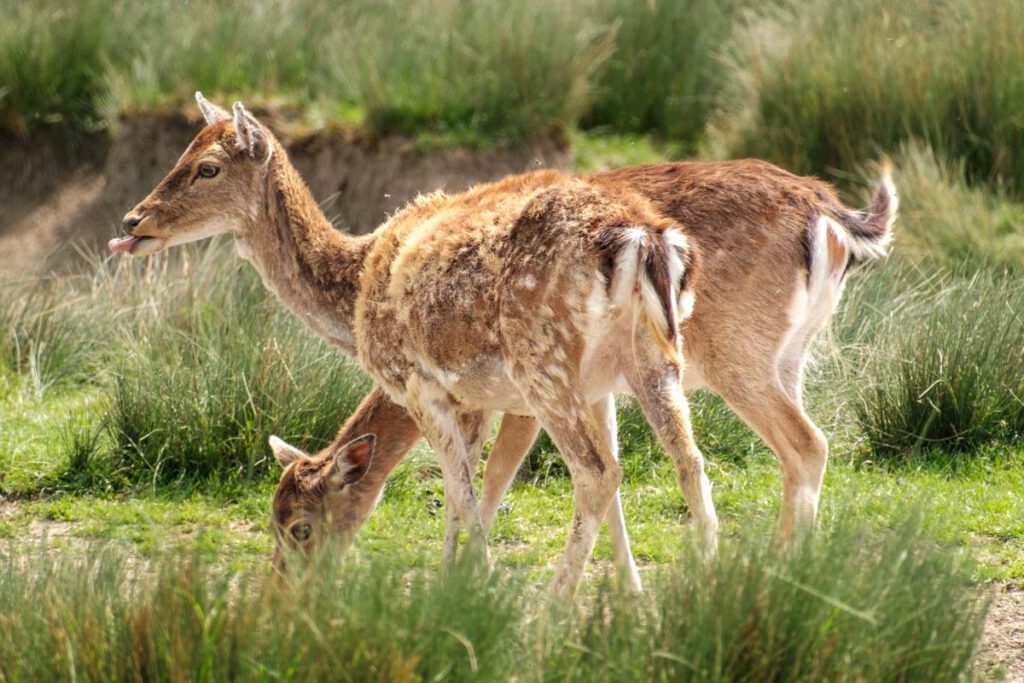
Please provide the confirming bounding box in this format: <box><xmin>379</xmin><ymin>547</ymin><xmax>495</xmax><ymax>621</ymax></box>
<box><xmin>242</xmin><ymin>149</ymin><xmax>373</xmax><ymax>354</ymax></box>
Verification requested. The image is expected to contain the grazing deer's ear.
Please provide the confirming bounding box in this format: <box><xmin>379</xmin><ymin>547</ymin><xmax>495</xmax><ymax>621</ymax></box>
<box><xmin>330</xmin><ymin>434</ymin><xmax>376</xmax><ymax>486</ymax></box>
<box><xmin>269</xmin><ymin>435</ymin><xmax>307</xmax><ymax>469</ymax></box>
<box><xmin>232</xmin><ymin>102</ymin><xmax>272</xmax><ymax>164</ymax></box>
<box><xmin>195</xmin><ymin>91</ymin><xmax>230</xmax><ymax>125</ymax></box>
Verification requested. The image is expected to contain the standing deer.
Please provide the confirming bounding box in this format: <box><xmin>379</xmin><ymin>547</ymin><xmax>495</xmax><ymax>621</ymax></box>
<box><xmin>115</xmin><ymin>95</ymin><xmax>895</xmax><ymax>600</ymax></box>
<box><xmin>267</xmin><ymin>159</ymin><xmax>896</xmax><ymax>591</ymax></box>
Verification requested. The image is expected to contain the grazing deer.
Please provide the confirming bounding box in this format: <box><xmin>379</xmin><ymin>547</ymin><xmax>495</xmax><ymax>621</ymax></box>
<box><xmin>267</xmin><ymin>159</ymin><xmax>896</xmax><ymax>592</ymax></box>
<box><xmin>115</xmin><ymin>94</ymin><xmax>895</xmax><ymax>600</ymax></box>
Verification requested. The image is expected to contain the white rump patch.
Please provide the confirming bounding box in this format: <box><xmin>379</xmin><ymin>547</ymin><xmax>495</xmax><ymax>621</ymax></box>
<box><xmin>777</xmin><ymin>217</ymin><xmax>850</xmax><ymax>373</ymax></box>
<box><xmin>678</xmin><ymin>289</ymin><xmax>695</xmax><ymax>320</ymax></box>
<box><xmin>610</xmin><ymin>227</ymin><xmax>645</xmax><ymax>307</ymax></box>
<box><xmin>662</xmin><ymin>228</ymin><xmax>688</xmax><ymax>291</ymax></box>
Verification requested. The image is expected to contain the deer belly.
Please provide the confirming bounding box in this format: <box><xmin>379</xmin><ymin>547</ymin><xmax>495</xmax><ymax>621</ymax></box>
<box><xmin>439</xmin><ymin>355</ymin><xmax>531</xmax><ymax>413</ymax></box>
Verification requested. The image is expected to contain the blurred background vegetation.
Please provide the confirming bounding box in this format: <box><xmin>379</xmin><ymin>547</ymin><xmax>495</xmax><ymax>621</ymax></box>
<box><xmin>1</xmin><ymin>0</ymin><xmax>1021</xmax><ymax>178</ymax></box>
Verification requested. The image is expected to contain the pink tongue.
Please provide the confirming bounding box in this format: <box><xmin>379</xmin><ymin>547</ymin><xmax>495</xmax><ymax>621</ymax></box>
<box><xmin>108</xmin><ymin>236</ymin><xmax>140</xmax><ymax>253</ymax></box>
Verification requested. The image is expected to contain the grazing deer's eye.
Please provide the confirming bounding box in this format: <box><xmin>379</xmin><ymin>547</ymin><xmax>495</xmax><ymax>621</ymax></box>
<box><xmin>291</xmin><ymin>523</ymin><xmax>311</xmax><ymax>542</ymax></box>
<box><xmin>197</xmin><ymin>163</ymin><xmax>219</xmax><ymax>179</ymax></box>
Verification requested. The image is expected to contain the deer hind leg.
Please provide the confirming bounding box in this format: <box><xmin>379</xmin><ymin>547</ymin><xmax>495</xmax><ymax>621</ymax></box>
<box><xmin>404</xmin><ymin>375</ymin><xmax>489</xmax><ymax>567</ymax></box>
<box><xmin>728</xmin><ymin>219</ymin><xmax>848</xmax><ymax>535</ymax></box>
<box><xmin>704</xmin><ymin>335</ymin><xmax>828</xmax><ymax>539</ymax></box>
<box><xmin>735</xmin><ymin>256</ymin><xmax>842</xmax><ymax>536</ymax></box>
<box><xmin>590</xmin><ymin>394</ymin><xmax>643</xmax><ymax>593</ymax></box>
<box><xmin>627</xmin><ymin>350</ymin><xmax>718</xmax><ymax>550</ymax></box>
<box><xmin>774</xmin><ymin>349</ymin><xmax>828</xmax><ymax>536</ymax></box>
<box><xmin>720</xmin><ymin>379</ymin><xmax>827</xmax><ymax>538</ymax></box>
<box><xmin>441</xmin><ymin>410</ymin><xmax>494</xmax><ymax>568</ymax></box>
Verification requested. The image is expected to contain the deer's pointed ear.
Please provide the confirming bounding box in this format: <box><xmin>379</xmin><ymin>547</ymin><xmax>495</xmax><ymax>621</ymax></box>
<box><xmin>232</xmin><ymin>102</ymin><xmax>272</xmax><ymax>164</ymax></box>
<box><xmin>329</xmin><ymin>434</ymin><xmax>376</xmax><ymax>486</ymax></box>
<box><xmin>269</xmin><ymin>435</ymin><xmax>307</xmax><ymax>469</ymax></box>
<box><xmin>195</xmin><ymin>91</ymin><xmax>230</xmax><ymax>125</ymax></box>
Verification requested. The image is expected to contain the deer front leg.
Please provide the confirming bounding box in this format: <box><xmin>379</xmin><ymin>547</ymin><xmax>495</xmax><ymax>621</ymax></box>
<box><xmin>589</xmin><ymin>395</ymin><xmax>643</xmax><ymax>594</ymax></box>
<box><xmin>441</xmin><ymin>410</ymin><xmax>494</xmax><ymax>568</ymax></box>
<box><xmin>405</xmin><ymin>375</ymin><xmax>490</xmax><ymax>568</ymax></box>
<box><xmin>479</xmin><ymin>414</ymin><xmax>541</xmax><ymax>533</ymax></box>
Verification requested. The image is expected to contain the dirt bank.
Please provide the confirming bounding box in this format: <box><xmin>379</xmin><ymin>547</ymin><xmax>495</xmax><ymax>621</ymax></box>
<box><xmin>0</xmin><ymin>114</ymin><xmax>569</xmax><ymax>277</ymax></box>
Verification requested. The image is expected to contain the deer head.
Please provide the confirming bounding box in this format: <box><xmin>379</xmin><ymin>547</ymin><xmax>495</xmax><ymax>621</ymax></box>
<box><xmin>268</xmin><ymin>433</ymin><xmax>376</xmax><ymax>572</ymax></box>
<box><xmin>110</xmin><ymin>93</ymin><xmax>275</xmax><ymax>257</ymax></box>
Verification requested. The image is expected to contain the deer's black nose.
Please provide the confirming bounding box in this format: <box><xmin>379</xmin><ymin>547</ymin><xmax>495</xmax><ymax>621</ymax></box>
<box><xmin>122</xmin><ymin>214</ymin><xmax>142</xmax><ymax>231</ymax></box>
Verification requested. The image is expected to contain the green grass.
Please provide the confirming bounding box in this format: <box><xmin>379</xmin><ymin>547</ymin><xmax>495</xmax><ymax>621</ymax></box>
<box><xmin>580</xmin><ymin>0</ymin><xmax>740</xmax><ymax>152</ymax></box>
<box><xmin>546</xmin><ymin>516</ymin><xmax>985</xmax><ymax>682</ymax></box>
<box><xmin>105</xmin><ymin>257</ymin><xmax>369</xmax><ymax>485</ymax></box>
<box><xmin>6</xmin><ymin>0</ymin><xmax>1024</xmax><ymax>207</ymax></box>
<box><xmin>103</xmin><ymin>1</ymin><xmax>335</xmax><ymax>120</ymax></box>
<box><xmin>0</xmin><ymin>0</ymin><xmax>122</xmax><ymax>136</ymax></box>
<box><xmin>569</xmin><ymin>130</ymin><xmax>676</xmax><ymax>174</ymax></box>
<box><xmin>0</xmin><ymin>511</ymin><xmax>988</xmax><ymax>682</ymax></box>
<box><xmin>4</xmin><ymin>440</ymin><xmax>1023</xmax><ymax>576</ymax></box>
<box><xmin>849</xmin><ymin>272</ymin><xmax>1024</xmax><ymax>459</ymax></box>
<box><xmin>886</xmin><ymin>142</ymin><xmax>1024</xmax><ymax>270</ymax></box>
<box><xmin>0</xmin><ymin>279</ymin><xmax>108</xmax><ymax>396</ymax></box>
<box><xmin>0</xmin><ymin>386</ymin><xmax>107</xmax><ymax>495</ymax></box>
<box><xmin>715</xmin><ymin>0</ymin><xmax>1024</xmax><ymax>194</ymax></box>
<box><xmin>331</xmin><ymin>0</ymin><xmax>615</xmax><ymax>145</ymax></box>
<box><xmin>1</xmin><ymin>247</ymin><xmax>370</xmax><ymax>488</ymax></box>
<box><xmin>2</xmin><ymin>0</ymin><xmax>618</xmax><ymax>144</ymax></box>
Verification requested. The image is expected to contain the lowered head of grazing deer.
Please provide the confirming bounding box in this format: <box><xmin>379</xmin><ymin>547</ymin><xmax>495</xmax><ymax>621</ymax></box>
<box><xmin>112</xmin><ymin>94</ymin><xmax>274</xmax><ymax>258</ymax></box>
<box><xmin>268</xmin><ymin>433</ymin><xmax>376</xmax><ymax>571</ymax></box>
<box><xmin>266</xmin><ymin>388</ymin><xmax>423</xmax><ymax>570</ymax></box>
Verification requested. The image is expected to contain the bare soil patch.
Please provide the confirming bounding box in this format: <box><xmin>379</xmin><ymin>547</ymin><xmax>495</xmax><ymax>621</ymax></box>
<box><xmin>982</xmin><ymin>582</ymin><xmax>1024</xmax><ymax>681</ymax></box>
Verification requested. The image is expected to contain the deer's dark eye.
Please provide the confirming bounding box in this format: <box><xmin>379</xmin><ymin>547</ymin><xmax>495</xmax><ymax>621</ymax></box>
<box><xmin>291</xmin><ymin>523</ymin><xmax>311</xmax><ymax>542</ymax></box>
<box><xmin>197</xmin><ymin>163</ymin><xmax>219</xmax><ymax>179</ymax></box>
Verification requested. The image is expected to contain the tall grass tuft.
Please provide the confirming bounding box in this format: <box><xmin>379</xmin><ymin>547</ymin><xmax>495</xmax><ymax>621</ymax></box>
<box><xmin>330</xmin><ymin>0</ymin><xmax>615</xmax><ymax>144</ymax></box>
<box><xmin>105</xmin><ymin>253</ymin><xmax>369</xmax><ymax>485</ymax></box>
<box><xmin>0</xmin><ymin>0</ymin><xmax>123</xmax><ymax>136</ymax></box>
<box><xmin>3</xmin><ymin>245</ymin><xmax>370</xmax><ymax>485</ymax></box>
<box><xmin>0</xmin><ymin>547</ymin><xmax>521</xmax><ymax>682</ymax></box>
<box><xmin>809</xmin><ymin>151</ymin><xmax>1024</xmax><ymax>462</ymax></box>
<box><xmin>4</xmin><ymin>0</ymin><xmax>617</xmax><ymax>143</ymax></box>
<box><xmin>582</xmin><ymin>0</ymin><xmax>738</xmax><ymax>152</ymax></box>
<box><xmin>102</xmin><ymin>0</ymin><xmax>337</xmax><ymax>121</ymax></box>
<box><xmin>0</xmin><ymin>279</ymin><xmax>109</xmax><ymax>395</ymax></box>
<box><xmin>887</xmin><ymin>143</ymin><xmax>1024</xmax><ymax>270</ymax></box>
<box><xmin>715</xmin><ymin>0</ymin><xmax>1024</xmax><ymax>194</ymax></box>
<box><xmin>543</xmin><ymin>515</ymin><xmax>986</xmax><ymax>681</ymax></box>
<box><xmin>0</xmin><ymin>515</ymin><xmax>987</xmax><ymax>681</ymax></box>
<box><xmin>849</xmin><ymin>272</ymin><xmax>1024</xmax><ymax>459</ymax></box>
<box><xmin>0</xmin><ymin>0</ymin><xmax>732</xmax><ymax>145</ymax></box>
